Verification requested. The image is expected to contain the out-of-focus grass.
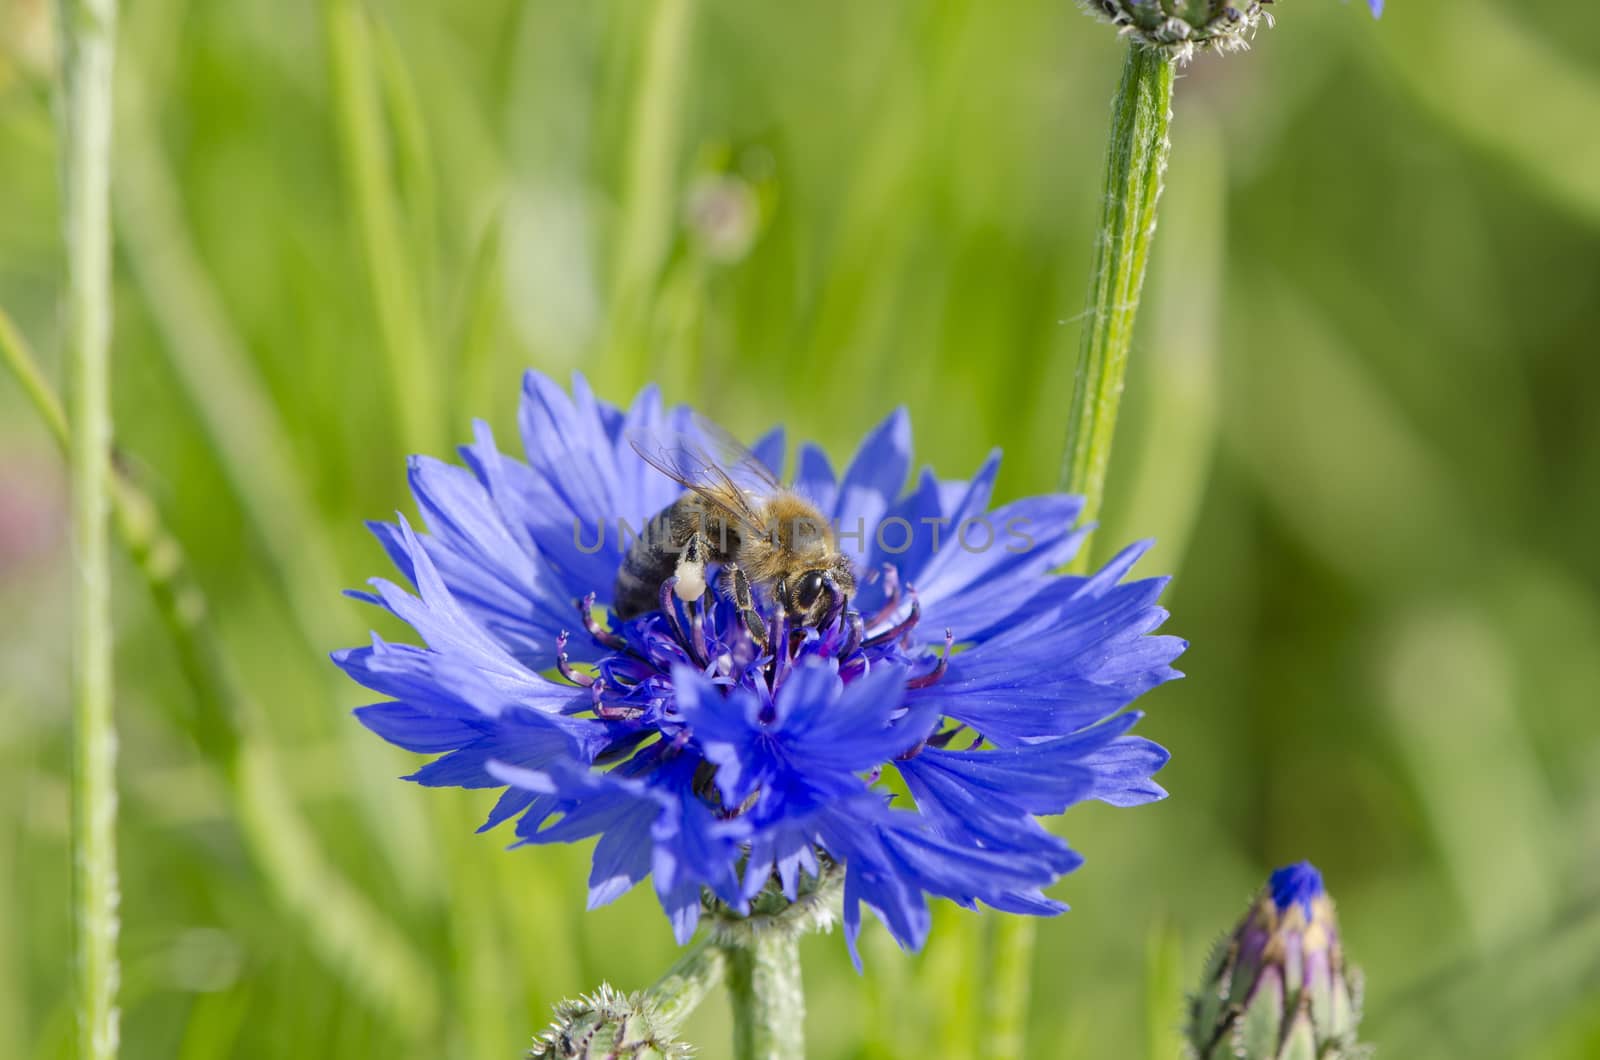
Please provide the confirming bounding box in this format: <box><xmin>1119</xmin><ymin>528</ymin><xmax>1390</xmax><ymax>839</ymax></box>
<box><xmin>2</xmin><ymin>1</ymin><xmax>1598</xmax><ymax>1057</ymax></box>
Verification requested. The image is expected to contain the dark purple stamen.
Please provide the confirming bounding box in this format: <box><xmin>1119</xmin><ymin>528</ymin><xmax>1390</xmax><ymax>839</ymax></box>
<box><xmin>766</xmin><ymin>608</ymin><xmax>791</xmax><ymax>690</ymax></box>
<box><xmin>868</xmin><ymin>565</ymin><xmax>902</xmax><ymax>627</ymax></box>
<box><xmin>588</xmin><ymin>679</ymin><xmax>635</xmax><ymax>720</ymax></box>
<box><xmin>863</xmin><ymin>589</ymin><xmax>920</xmax><ymax>648</ymax></box>
<box><xmin>658</xmin><ymin>577</ymin><xmax>692</xmax><ymax>656</ymax></box>
<box><xmin>554</xmin><ymin>631</ymin><xmax>594</xmax><ymax>687</ymax></box>
<box><xmin>838</xmin><ymin>611</ymin><xmax>865</xmax><ymax>660</ymax></box>
<box><xmin>906</xmin><ymin>628</ymin><xmax>953</xmax><ymax>690</ymax></box>
<box><xmin>595</xmin><ymin>700</ymin><xmax>643</xmax><ymax>721</ymax></box>
<box><xmin>578</xmin><ymin>592</ymin><xmax>628</xmax><ymax>652</ymax></box>
<box><xmin>818</xmin><ymin>575</ymin><xmax>845</xmax><ymax>630</ymax></box>
<box><xmin>688</xmin><ymin>597</ymin><xmax>710</xmax><ymax>669</ymax></box>
<box><xmin>926</xmin><ymin>723</ymin><xmax>968</xmax><ymax>749</ymax></box>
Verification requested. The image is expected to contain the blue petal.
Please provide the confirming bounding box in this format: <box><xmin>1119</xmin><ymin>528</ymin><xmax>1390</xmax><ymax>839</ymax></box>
<box><xmin>860</xmin><ymin>451</ymin><xmax>1002</xmax><ymax>603</ymax></box>
<box><xmin>909</xmin><ymin>493</ymin><xmax>1086</xmax><ymax>642</ymax></box>
<box><xmin>749</xmin><ymin>426</ymin><xmax>787</xmax><ymax>482</ymax></box>
<box><xmin>353</xmin><ymin>701</ymin><xmax>487</xmax><ymax>753</ymax></box>
<box><xmin>897</xmin><ymin>712</ymin><xmax>1168</xmax><ymax>849</ymax></box>
<box><xmin>831</xmin><ymin>408</ymin><xmax>912</xmax><ymax>566</ymax></box>
<box><xmin>407</xmin><ymin>707</ymin><xmax>586</xmax><ymax>789</ymax></box>
<box><xmin>794</xmin><ymin>442</ymin><xmax>837</xmax><ymax>511</ymax></box>
<box><xmin>905</xmin><ymin>564</ymin><xmax>1184</xmax><ymax>745</ymax></box>
<box><xmin>677</xmin><ymin>659</ymin><xmax>928</xmax><ymax>822</ymax></box>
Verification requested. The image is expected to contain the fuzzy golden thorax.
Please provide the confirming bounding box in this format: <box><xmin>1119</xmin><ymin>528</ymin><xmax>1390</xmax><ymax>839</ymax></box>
<box><xmin>738</xmin><ymin>492</ymin><xmax>856</xmax><ymax>625</ymax></box>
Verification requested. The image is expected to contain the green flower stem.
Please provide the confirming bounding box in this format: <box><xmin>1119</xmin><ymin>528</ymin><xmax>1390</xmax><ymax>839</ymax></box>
<box><xmin>55</xmin><ymin>0</ymin><xmax>121</xmax><ymax>1056</ymax></box>
<box><xmin>724</xmin><ymin>932</ymin><xmax>805</xmax><ymax>1060</ymax></box>
<box><xmin>530</xmin><ymin>939</ymin><xmax>726</xmax><ymax>1058</ymax></box>
<box><xmin>0</xmin><ymin>307</ymin><xmax>441</xmax><ymax>1036</ymax></box>
<box><xmin>1061</xmin><ymin>43</ymin><xmax>1176</xmax><ymax>572</ymax></box>
<box><xmin>647</xmin><ymin>937</ymin><xmax>728</xmax><ymax>1031</ymax></box>
<box><xmin>986</xmin><ymin>43</ymin><xmax>1175</xmax><ymax>1060</ymax></box>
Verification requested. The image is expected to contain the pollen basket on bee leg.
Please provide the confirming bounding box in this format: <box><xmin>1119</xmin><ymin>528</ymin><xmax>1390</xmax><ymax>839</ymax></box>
<box><xmin>674</xmin><ymin>556</ymin><xmax>707</xmax><ymax>601</ymax></box>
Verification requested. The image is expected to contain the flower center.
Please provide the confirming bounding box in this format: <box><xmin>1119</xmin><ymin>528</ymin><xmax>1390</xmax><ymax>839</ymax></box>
<box><xmin>555</xmin><ymin>568</ymin><xmax>951</xmax><ymax>718</ymax></box>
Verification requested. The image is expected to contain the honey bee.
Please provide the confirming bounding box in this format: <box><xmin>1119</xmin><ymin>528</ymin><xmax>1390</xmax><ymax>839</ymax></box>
<box><xmin>614</xmin><ymin>425</ymin><xmax>856</xmax><ymax>644</ymax></box>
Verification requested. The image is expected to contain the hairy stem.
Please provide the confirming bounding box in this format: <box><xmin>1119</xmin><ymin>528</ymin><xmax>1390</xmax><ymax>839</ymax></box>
<box><xmin>1061</xmin><ymin>44</ymin><xmax>1175</xmax><ymax>570</ymax></box>
<box><xmin>55</xmin><ymin>0</ymin><xmax>121</xmax><ymax>1055</ymax></box>
<box><xmin>649</xmin><ymin>937</ymin><xmax>728</xmax><ymax>1030</ymax></box>
<box><xmin>725</xmin><ymin>932</ymin><xmax>805</xmax><ymax>1060</ymax></box>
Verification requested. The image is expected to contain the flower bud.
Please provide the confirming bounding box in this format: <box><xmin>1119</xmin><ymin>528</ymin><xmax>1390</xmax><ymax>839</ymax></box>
<box><xmin>529</xmin><ymin>985</ymin><xmax>688</xmax><ymax>1060</ymax></box>
<box><xmin>1081</xmin><ymin>0</ymin><xmax>1273</xmax><ymax>59</ymax></box>
<box><xmin>1188</xmin><ymin>862</ymin><xmax>1368</xmax><ymax>1060</ymax></box>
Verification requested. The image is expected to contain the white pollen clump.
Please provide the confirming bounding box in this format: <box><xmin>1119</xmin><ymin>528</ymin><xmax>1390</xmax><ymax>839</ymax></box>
<box><xmin>674</xmin><ymin>559</ymin><xmax>707</xmax><ymax>601</ymax></box>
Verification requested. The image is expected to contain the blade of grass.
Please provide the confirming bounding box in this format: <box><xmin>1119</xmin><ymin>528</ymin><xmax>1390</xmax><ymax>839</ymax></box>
<box><xmin>0</xmin><ymin>309</ymin><xmax>69</xmax><ymax>440</ymax></box>
<box><xmin>112</xmin><ymin>75</ymin><xmax>442</xmax><ymax>903</ymax></box>
<box><xmin>0</xmin><ymin>700</ymin><xmax>29</xmax><ymax>1059</ymax></box>
<box><xmin>370</xmin><ymin>11</ymin><xmax>441</xmax><ymax>324</ymax></box>
<box><xmin>451</xmin><ymin>204</ymin><xmax>512</xmax><ymax>422</ymax></box>
<box><xmin>0</xmin><ymin>306</ymin><xmax>442</xmax><ymax>1036</ymax></box>
<box><xmin>326</xmin><ymin>0</ymin><xmax>444</xmax><ymax>453</ymax></box>
<box><xmin>54</xmin><ymin>0</ymin><xmax>121</xmax><ymax>1054</ymax></box>
<box><xmin>987</xmin><ymin>916</ymin><xmax>1035</xmax><ymax>1060</ymax></box>
<box><xmin>606</xmin><ymin>0</ymin><xmax>697</xmax><ymax>389</ymax></box>
<box><xmin>1142</xmin><ymin>921</ymin><xmax>1185</xmax><ymax>1060</ymax></box>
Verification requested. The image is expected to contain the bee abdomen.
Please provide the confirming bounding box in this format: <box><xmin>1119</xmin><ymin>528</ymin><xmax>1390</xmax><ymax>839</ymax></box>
<box><xmin>612</xmin><ymin>496</ymin><xmax>739</xmax><ymax>619</ymax></box>
<box><xmin>613</xmin><ymin>541</ymin><xmax>670</xmax><ymax>619</ymax></box>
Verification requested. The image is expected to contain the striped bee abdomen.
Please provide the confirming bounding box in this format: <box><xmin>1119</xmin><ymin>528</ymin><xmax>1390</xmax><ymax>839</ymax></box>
<box><xmin>612</xmin><ymin>496</ymin><xmax>742</xmax><ymax>619</ymax></box>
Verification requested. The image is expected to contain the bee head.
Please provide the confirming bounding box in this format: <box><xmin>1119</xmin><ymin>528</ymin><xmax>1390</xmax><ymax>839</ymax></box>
<box><xmin>781</xmin><ymin>559</ymin><xmax>856</xmax><ymax>627</ymax></box>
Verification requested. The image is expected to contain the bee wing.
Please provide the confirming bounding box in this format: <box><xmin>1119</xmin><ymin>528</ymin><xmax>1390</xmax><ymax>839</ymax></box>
<box><xmin>628</xmin><ymin>430</ymin><xmax>771</xmax><ymax>534</ymax></box>
<box><xmin>686</xmin><ymin>411</ymin><xmax>784</xmax><ymax>492</ymax></box>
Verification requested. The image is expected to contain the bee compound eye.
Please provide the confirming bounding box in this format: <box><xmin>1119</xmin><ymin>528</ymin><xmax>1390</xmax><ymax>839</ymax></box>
<box><xmin>793</xmin><ymin>571</ymin><xmax>826</xmax><ymax>610</ymax></box>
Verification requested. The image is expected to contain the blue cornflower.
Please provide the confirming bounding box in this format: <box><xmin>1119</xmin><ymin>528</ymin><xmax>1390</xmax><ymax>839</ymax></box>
<box><xmin>335</xmin><ymin>371</ymin><xmax>1184</xmax><ymax>962</ymax></box>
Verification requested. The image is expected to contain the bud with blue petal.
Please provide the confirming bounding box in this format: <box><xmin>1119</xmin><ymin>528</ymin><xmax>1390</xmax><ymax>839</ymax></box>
<box><xmin>1188</xmin><ymin>862</ymin><xmax>1368</xmax><ymax>1060</ymax></box>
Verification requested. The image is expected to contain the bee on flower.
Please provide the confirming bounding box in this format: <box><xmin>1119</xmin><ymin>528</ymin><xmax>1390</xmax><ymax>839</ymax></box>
<box><xmin>335</xmin><ymin>372</ymin><xmax>1185</xmax><ymax>962</ymax></box>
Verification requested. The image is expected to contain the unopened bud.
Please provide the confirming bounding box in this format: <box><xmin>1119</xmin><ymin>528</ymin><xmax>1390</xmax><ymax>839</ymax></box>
<box><xmin>1188</xmin><ymin>862</ymin><xmax>1369</xmax><ymax>1060</ymax></box>
<box><xmin>529</xmin><ymin>985</ymin><xmax>689</xmax><ymax>1060</ymax></box>
<box><xmin>1082</xmin><ymin>0</ymin><xmax>1272</xmax><ymax>58</ymax></box>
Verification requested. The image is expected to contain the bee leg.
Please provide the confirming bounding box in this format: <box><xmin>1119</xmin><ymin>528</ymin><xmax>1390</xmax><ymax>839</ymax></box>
<box><xmin>673</xmin><ymin>531</ymin><xmax>710</xmax><ymax>603</ymax></box>
<box><xmin>724</xmin><ymin>563</ymin><xmax>768</xmax><ymax>648</ymax></box>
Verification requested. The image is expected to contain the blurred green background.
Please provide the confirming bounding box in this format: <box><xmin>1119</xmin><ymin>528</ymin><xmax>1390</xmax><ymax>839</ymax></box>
<box><xmin>3</xmin><ymin>0</ymin><xmax>1598</xmax><ymax>1056</ymax></box>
